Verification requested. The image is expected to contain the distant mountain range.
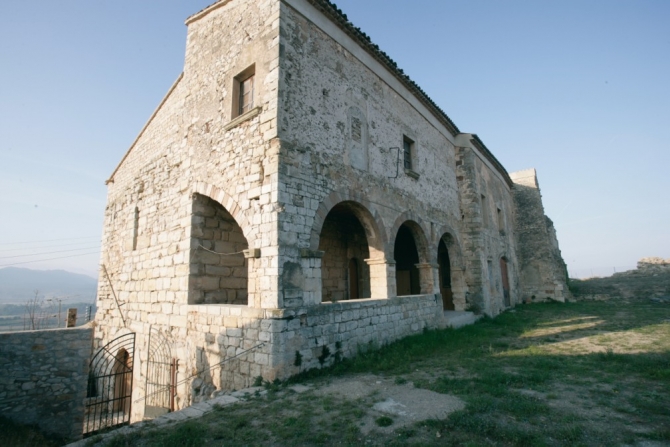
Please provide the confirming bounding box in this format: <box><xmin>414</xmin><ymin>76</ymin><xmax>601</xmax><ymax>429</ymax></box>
<box><xmin>0</xmin><ymin>267</ymin><xmax>97</xmax><ymax>303</ymax></box>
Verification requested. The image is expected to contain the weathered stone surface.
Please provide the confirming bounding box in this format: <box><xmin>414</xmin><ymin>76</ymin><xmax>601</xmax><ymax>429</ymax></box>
<box><xmin>0</xmin><ymin>326</ymin><xmax>92</xmax><ymax>441</ymax></box>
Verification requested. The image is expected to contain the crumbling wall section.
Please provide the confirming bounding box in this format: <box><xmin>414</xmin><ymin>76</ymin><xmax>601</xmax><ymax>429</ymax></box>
<box><xmin>0</xmin><ymin>326</ymin><xmax>92</xmax><ymax>442</ymax></box>
<box><xmin>511</xmin><ymin>168</ymin><xmax>569</xmax><ymax>302</ymax></box>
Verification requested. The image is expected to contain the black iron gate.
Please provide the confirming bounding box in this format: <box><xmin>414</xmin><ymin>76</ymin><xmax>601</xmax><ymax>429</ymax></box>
<box><xmin>84</xmin><ymin>332</ymin><xmax>136</xmax><ymax>436</ymax></box>
<box><xmin>144</xmin><ymin>328</ymin><xmax>177</xmax><ymax>418</ymax></box>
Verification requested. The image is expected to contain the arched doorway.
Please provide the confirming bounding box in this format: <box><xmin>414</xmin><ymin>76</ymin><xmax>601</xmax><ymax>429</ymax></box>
<box><xmin>394</xmin><ymin>224</ymin><xmax>421</xmax><ymax>296</ymax></box>
<box><xmin>438</xmin><ymin>239</ymin><xmax>454</xmax><ymax>310</ymax></box>
<box><xmin>500</xmin><ymin>257</ymin><xmax>511</xmax><ymax>307</ymax></box>
<box><xmin>318</xmin><ymin>202</ymin><xmax>371</xmax><ymax>302</ymax></box>
<box><xmin>113</xmin><ymin>348</ymin><xmax>132</xmax><ymax>413</ymax></box>
<box><xmin>189</xmin><ymin>193</ymin><xmax>249</xmax><ymax>305</ymax></box>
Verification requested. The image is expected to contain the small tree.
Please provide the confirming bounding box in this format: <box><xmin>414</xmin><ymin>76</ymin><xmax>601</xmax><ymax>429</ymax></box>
<box><xmin>24</xmin><ymin>290</ymin><xmax>45</xmax><ymax>330</ymax></box>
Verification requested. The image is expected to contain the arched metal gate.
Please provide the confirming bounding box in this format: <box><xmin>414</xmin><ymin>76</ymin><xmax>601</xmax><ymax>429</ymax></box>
<box><xmin>144</xmin><ymin>328</ymin><xmax>177</xmax><ymax>418</ymax></box>
<box><xmin>83</xmin><ymin>333</ymin><xmax>135</xmax><ymax>437</ymax></box>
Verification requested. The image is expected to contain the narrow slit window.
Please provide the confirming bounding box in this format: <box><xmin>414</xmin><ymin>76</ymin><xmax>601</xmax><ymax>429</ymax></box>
<box><xmin>132</xmin><ymin>207</ymin><xmax>139</xmax><ymax>250</ymax></box>
<box><xmin>403</xmin><ymin>136</ymin><xmax>413</xmax><ymax>170</ymax></box>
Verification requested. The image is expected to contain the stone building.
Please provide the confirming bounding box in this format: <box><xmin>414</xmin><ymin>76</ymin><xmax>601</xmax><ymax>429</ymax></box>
<box><xmin>94</xmin><ymin>0</ymin><xmax>568</xmax><ymax>422</ymax></box>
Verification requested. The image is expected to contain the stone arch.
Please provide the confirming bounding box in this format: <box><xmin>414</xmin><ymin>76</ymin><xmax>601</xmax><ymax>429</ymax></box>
<box><xmin>192</xmin><ymin>182</ymin><xmax>256</xmax><ymax>246</ymax></box>
<box><xmin>318</xmin><ymin>203</ymin><xmax>373</xmax><ymax>302</ymax></box>
<box><xmin>390</xmin><ymin>215</ymin><xmax>431</xmax><ymax>296</ymax></box>
<box><xmin>388</xmin><ymin>212</ymin><xmax>431</xmax><ymax>264</ymax></box>
<box><xmin>432</xmin><ymin>225</ymin><xmax>465</xmax><ymax>267</ymax></box>
<box><xmin>112</xmin><ymin>348</ymin><xmax>132</xmax><ymax>413</ymax></box>
<box><xmin>189</xmin><ymin>191</ymin><xmax>250</xmax><ymax>305</ymax></box>
<box><xmin>309</xmin><ymin>190</ymin><xmax>386</xmax><ymax>260</ymax></box>
<box><xmin>434</xmin><ymin>227</ymin><xmax>468</xmax><ymax>311</ymax></box>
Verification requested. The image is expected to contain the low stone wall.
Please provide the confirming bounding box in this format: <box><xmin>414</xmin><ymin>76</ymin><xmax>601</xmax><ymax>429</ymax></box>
<box><xmin>0</xmin><ymin>325</ymin><xmax>93</xmax><ymax>441</ymax></box>
<box><xmin>188</xmin><ymin>294</ymin><xmax>443</xmax><ymax>394</ymax></box>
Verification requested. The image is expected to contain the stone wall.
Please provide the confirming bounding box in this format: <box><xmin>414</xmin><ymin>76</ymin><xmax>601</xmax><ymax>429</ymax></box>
<box><xmin>94</xmin><ymin>0</ymin><xmax>282</xmax><ymax>422</ymax></box>
<box><xmin>510</xmin><ymin>168</ymin><xmax>569</xmax><ymax>302</ymax></box>
<box><xmin>188</xmin><ymin>293</ymin><xmax>443</xmax><ymax>393</ymax></box>
<box><xmin>0</xmin><ymin>326</ymin><xmax>93</xmax><ymax>441</ymax></box>
<box><xmin>277</xmin><ymin>0</ymin><xmax>469</xmax><ymax>311</ymax></box>
<box><xmin>455</xmin><ymin>135</ymin><xmax>519</xmax><ymax>315</ymax></box>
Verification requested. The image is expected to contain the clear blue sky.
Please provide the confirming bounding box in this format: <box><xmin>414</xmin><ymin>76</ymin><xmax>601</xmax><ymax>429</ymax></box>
<box><xmin>0</xmin><ymin>0</ymin><xmax>668</xmax><ymax>279</ymax></box>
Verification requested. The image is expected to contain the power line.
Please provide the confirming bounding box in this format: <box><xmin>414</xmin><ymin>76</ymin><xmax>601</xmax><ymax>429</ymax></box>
<box><xmin>0</xmin><ymin>246</ymin><xmax>101</xmax><ymax>259</ymax></box>
<box><xmin>0</xmin><ymin>240</ymin><xmax>102</xmax><ymax>253</ymax></box>
<box><xmin>0</xmin><ymin>251</ymin><xmax>101</xmax><ymax>268</ymax></box>
<box><xmin>0</xmin><ymin>236</ymin><xmax>100</xmax><ymax>246</ymax></box>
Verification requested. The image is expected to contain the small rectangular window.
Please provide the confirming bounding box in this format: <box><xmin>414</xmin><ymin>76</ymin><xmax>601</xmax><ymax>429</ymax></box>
<box><xmin>232</xmin><ymin>64</ymin><xmax>255</xmax><ymax>119</ymax></box>
<box><xmin>239</xmin><ymin>74</ymin><xmax>254</xmax><ymax>115</ymax></box>
<box><xmin>497</xmin><ymin>207</ymin><xmax>503</xmax><ymax>230</ymax></box>
<box><xmin>403</xmin><ymin>136</ymin><xmax>413</xmax><ymax>170</ymax></box>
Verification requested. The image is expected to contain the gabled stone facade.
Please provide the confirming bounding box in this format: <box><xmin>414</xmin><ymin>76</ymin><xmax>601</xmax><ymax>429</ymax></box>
<box><xmin>94</xmin><ymin>0</ymin><xmax>569</xmax><ymax>422</ymax></box>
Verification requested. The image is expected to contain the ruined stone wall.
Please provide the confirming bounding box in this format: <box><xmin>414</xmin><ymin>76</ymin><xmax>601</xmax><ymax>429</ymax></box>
<box><xmin>95</xmin><ymin>0</ymin><xmax>281</xmax><ymax>421</ymax></box>
<box><xmin>510</xmin><ymin>168</ymin><xmax>569</xmax><ymax>302</ymax></box>
<box><xmin>0</xmin><ymin>326</ymin><xmax>92</xmax><ymax>441</ymax></box>
<box><xmin>638</xmin><ymin>257</ymin><xmax>670</xmax><ymax>272</ymax></box>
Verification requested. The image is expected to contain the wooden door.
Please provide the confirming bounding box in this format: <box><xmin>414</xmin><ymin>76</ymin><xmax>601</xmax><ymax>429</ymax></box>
<box><xmin>438</xmin><ymin>240</ymin><xmax>454</xmax><ymax>310</ymax></box>
<box><xmin>348</xmin><ymin>258</ymin><xmax>359</xmax><ymax>299</ymax></box>
<box><xmin>500</xmin><ymin>258</ymin><xmax>510</xmax><ymax>307</ymax></box>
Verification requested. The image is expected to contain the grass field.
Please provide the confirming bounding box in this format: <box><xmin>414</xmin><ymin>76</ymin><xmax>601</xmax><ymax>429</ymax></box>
<box><xmin>92</xmin><ymin>300</ymin><xmax>670</xmax><ymax>447</ymax></box>
<box><xmin>6</xmin><ymin>300</ymin><xmax>669</xmax><ymax>446</ymax></box>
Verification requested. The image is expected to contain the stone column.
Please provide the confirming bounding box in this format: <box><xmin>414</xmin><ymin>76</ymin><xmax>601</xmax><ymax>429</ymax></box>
<box><xmin>243</xmin><ymin>248</ymin><xmax>261</xmax><ymax>308</ymax></box>
<box><xmin>450</xmin><ymin>267</ymin><xmax>467</xmax><ymax>311</ymax></box>
<box><xmin>415</xmin><ymin>263</ymin><xmax>438</xmax><ymax>294</ymax></box>
<box><xmin>365</xmin><ymin>258</ymin><xmax>395</xmax><ymax>298</ymax></box>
